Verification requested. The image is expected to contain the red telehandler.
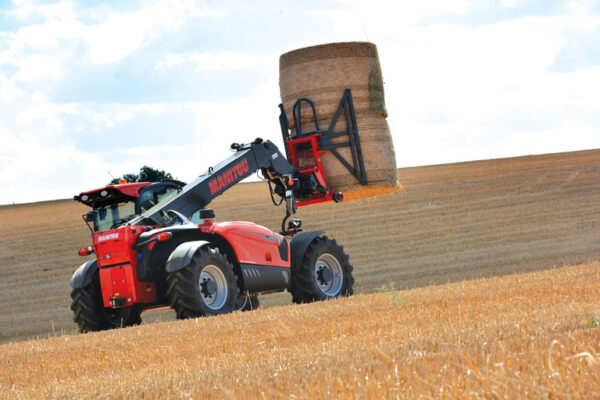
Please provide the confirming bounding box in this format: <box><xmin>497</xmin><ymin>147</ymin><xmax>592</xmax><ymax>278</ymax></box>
<box><xmin>70</xmin><ymin>90</ymin><xmax>366</xmax><ymax>332</ymax></box>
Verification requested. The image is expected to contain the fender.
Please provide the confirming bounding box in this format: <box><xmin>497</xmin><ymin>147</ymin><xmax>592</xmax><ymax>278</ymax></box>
<box><xmin>289</xmin><ymin>230</ymin><xmax>325</xmax><ymax>274</ymax></box>
<box><xmin>69</xmin><ymin>260</ymin><xmax>98</xmax><ymax>288</ymax></box>
<box><xmin>165</xmin><ymin>240</ymin><xmax>211</xmax><ymax>273</ymax></box>
<box><xmin>137</xmin><ymin>225</ymin><xmax>209</xmax><ymax>281</ymax></box>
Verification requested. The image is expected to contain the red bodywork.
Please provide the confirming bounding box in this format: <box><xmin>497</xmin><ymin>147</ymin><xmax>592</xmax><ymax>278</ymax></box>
<box><xmin>93</xmin><ymin>226</ymin><xmax>156</xmax><ymax>307</ymax></box>
<box><xmin>203</xmin><ymin>221</ymin><xmax>290</xmax><ymax>268</ymax></box>
<box><xmin>286</xmin><ymin>134</ymin><xmax>337</xmax><ymax>207</ymax></box>
<box><xmin>92</xmin><ymin>220</ymin><xmax>290</xmax><ymax>309</ymax></box>
<box><xmin>78</xmin><ymin>182</ymin><xmax>150</xmax><ymax>206</ymax></box>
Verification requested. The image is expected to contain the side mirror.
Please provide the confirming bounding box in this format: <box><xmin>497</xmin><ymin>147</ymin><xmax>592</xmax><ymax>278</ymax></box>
<box><xmin>84</xmin><ymin>210</ymin><xmax>97</xmax><ymax>222</ymax></box>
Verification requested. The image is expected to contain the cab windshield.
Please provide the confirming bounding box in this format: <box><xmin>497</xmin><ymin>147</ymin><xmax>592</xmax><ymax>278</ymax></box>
<box><xmin>94</xmin><ymin>200</ymin><xmax>136</xmax><ymax>232</ymax></box>
<box><xmin>92</xmin><ymin>184</ymin><xmax>181</xmax><ymax>232</ymax></box>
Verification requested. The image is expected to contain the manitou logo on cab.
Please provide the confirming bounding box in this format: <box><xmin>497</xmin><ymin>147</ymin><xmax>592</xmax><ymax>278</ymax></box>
<box><xmin>208</xmin><ymin>158</ymin><xmax>250</xmax><ymax>195</ymax></box>
<box><xmin>97</xmin><ymin>233</ymin><xmax>119</xmax><ymax>242</ymax></box>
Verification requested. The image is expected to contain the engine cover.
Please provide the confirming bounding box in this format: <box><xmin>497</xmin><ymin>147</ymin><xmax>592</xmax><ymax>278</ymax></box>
<box><xmin>211</xmin><ymin>221</ymin><xmax>290</xmax><ymax>267</ymax></box>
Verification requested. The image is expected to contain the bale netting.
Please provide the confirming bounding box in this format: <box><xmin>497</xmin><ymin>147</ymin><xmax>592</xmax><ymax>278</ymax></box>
<box><xmin>293</xmin><ymin>113</ymin><xmax>401</xmax><ymax>201</ymax></box>
<box><xmin>279</xmin><ymin>42</ymin><xmax>387</xmax><ymax>130</ymax></box>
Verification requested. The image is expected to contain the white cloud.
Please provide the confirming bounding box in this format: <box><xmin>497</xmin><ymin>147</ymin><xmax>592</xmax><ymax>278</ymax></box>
<box><xmin>318</xmin><ymin>0</ymin><xmax>470</xmax><ymax>35</ymax></box>
<box><xmin>0</xmin><ymin>0</ymin><xmax>203</xmax><ymax>76</ymax></box>
<box><xmin>13</xmin><ymin>54</ymin><xmax>62</xmax><ymax>82</ymax></box>
<box><xmin>8</xmin><ymin>0</ymin><xmax>77</xmax><ymax>21</ymax></box>
<box><xmin>0</xmin><ymin>121</ymin><xmax>21</xmax><ymax>152</ymax></box>
<box><xmin>80</xmin><ymin>0</ymin><xmax>222</xmax><ymax>65</ymax></box>
<box><xmin>91</xmin><ymin>111</ymin><xmax>115</xmax><ymax>129</ymax></box>
<box><xmin>155</xmin><ymin>51</ymin><xmax>274</xmax><ymax>71</ymax></box>
<box><xmin>570</xmin><ymin>1</ymin><xmax>593</xmax><ymax>15</ymax></box>
<box><xmin>84</xmin><ymin>8</ymin><xmax>174</xmax><ymax>64</ymax></box>
<box><xmin>308</xmin><ymin>3</ymin><xmax>600</xmax><ymax>167</ymax></box>
<box><xmin>373</xmin><ymin>15</ymin><xmax>600</xmax><ymax>166</ymax></box>
<box><xmin>0</xmin><ymin>75</ymin><xmax>24</xmax><ymax>100</ymax></box>
<box><xmin>155</xmin><ymin>54</ymin><xmax>186</xmax><ymax>69</ymax></box>
<box><xmin>501</xmin><ymin>0</ymin><xmax>521</xmax><ymax>7</ymax></box>
<box><xmin>1</xmin><ymin>0</ymin><xmax>600</xmax><ymax>204</ymax></box>
<box><xmin>0</xmin><ymin>121</ymin><xmax>108</xmax><ymax>204</ymax></box>
<box><xmin>115</xmin><ymin>104</ymin><xmax>167</xmax><ymax>123</ymax></box>
<box><xmin>15</xmin><ymin>101</ymin><xmax>78</xmax><ymax>126</ymax></box>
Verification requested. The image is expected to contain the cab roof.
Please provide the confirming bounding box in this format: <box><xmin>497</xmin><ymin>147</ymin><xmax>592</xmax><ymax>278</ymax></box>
<box><xmin>75</xmin><ymin>182</ymin><xmax>150</xmax><ymax>207</ymax></box>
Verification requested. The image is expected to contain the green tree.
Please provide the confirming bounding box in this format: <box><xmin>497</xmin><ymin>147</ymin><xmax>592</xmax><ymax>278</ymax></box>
<box><xmin>110</xmin><ymin>166</ymin><xmax>174</xmax><ymax>185</ymax></box>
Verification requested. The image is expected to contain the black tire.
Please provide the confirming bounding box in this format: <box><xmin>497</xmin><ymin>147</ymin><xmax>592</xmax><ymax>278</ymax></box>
<box><xmin>167</xmin><ymin>248</ymin><xmax>240</xmax><ymax>319</ymax></box>
<box><xmin>290</xmin><ymin>236</ymin><xmax>354</xmax><ymax>303</ymax></box>
<box><xmin>70</xmin><ymin>274</ymin><xmax>142</xmax><ymax>332</ymax></box>
<box><xmin>235</xmin><ymin>294</ymin><xmax>260</xmax><ymax>312</ymax></box>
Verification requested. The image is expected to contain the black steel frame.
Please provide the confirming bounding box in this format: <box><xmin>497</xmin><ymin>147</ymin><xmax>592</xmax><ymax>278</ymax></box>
<box><xmin>279</xmin><ymin>89</ymin><xmax>367</xmax><ymax>185</ymax></box>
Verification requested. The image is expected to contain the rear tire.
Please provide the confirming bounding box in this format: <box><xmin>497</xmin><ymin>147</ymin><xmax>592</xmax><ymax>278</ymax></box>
<box><xmin>167</xmin><ymin>248</ymin><xmax>240</xmax><ymax>319</ymax></box>
<box><xmin>290</xmin><ymin>236</ymin><xmax>354</xmax><ymax>303</ymax></box>
<box><xmin>70</xmin><ymin>274</ymin><xmax>142</xmax><ymax>332</ymax></box>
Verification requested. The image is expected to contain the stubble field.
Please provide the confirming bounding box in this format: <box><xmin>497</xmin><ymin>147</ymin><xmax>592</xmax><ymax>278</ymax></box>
<box><xmin>1</xmin><ymin>148</ymin><xmax>600</xmax><ymax>397</ymax></box>
<box><xmin>2</xmin><ymin>262</ymin><xmax>600</xmax><ymax>398</ymax></box>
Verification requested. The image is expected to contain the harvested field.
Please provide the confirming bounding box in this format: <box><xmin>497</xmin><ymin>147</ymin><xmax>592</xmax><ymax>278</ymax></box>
<box><xmin>1</xmin><ymin>262</ymin><xmax>600</xmax><ymax>398</ymax></box>
<box><xmin>1</xmin><ymin>148</ymin><xmax>600</xmax><ymax>344</ymax></box>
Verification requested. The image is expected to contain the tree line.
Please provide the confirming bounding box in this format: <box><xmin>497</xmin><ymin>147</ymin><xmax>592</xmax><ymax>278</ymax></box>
<box><xmin>109</xmin><ymin>166</ymin><xmax>174</xmax><ymax>185</ymax></box>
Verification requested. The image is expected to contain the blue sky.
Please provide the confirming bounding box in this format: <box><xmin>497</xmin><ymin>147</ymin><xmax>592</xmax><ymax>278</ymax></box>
<box><xmin>1</xmin><ymin>0</ymin><xmax>599</xmax><ymax>204</ymax></box>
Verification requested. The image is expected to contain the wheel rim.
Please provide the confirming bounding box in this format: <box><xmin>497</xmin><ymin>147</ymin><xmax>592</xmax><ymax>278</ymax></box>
<box><xmin>314</xmin><ymin>253</ymin><xmax>343</xmax><ymax>296</ymax></box>
<box><xmin>199</xmin><ymin>264</ymin><xmax>228</xmax><ymax>310</ymax></box>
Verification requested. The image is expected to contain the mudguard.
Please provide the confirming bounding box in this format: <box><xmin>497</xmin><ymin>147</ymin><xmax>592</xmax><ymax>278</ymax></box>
<box><xmin>289</xmin><ymin>230</ymin><xmax>325</xmax><ymax>272</ymax></box>
<box><xmin>165</xmin><ymin>240</ymin><xmax>211</xmax><ymax>273</ymax></box>
<box><xmin>69</xmin><ymin>260</ymin><xmax>98</xmax><ymax>288</ymax></box>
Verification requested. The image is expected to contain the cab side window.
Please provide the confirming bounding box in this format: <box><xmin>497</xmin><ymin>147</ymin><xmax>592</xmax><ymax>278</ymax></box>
<box><xmin>139</xmin><ymin>184</ymin><xmax>180</xmax><ymax>212</ymax></box>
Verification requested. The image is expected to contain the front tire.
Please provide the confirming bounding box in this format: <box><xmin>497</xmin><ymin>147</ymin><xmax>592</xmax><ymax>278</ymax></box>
<box><xmin>167</xmin><ymin>248</ymin><xmax>240</xmax><ymax>319</ymax></box>
<box><xmin>70</xmin><ymin>274</ymin><xmax>142</xmax><ymax>332</ymax></box>
<box><xmin>290</xmin><ymin>236</ymin><xmax>354</xmax><ymax>303</ymax></box>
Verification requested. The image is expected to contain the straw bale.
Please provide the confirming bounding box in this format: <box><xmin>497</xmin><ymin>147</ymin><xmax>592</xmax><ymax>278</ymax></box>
<box><xmin>280</xmin><ymin>42</ymin><xmax>386</xmax><ymax>129</ymax></box>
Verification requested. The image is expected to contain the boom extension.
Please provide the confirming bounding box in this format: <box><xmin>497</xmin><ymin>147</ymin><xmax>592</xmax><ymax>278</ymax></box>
<box><xmin>127</xmin><ymin>138</ymin><xmax>325</xmax><ymax>227</ymax></box>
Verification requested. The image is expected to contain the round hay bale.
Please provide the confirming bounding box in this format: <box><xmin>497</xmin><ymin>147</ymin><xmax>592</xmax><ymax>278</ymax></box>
<box><xmin>280</xmin><ymin>42</ymin><xmax>387</xmax><ymax>130</ymax></box>
<box><xmin>294</xmin><ymin>114</ymin><xmax>399</xmax><ymax>197</ymax></box>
